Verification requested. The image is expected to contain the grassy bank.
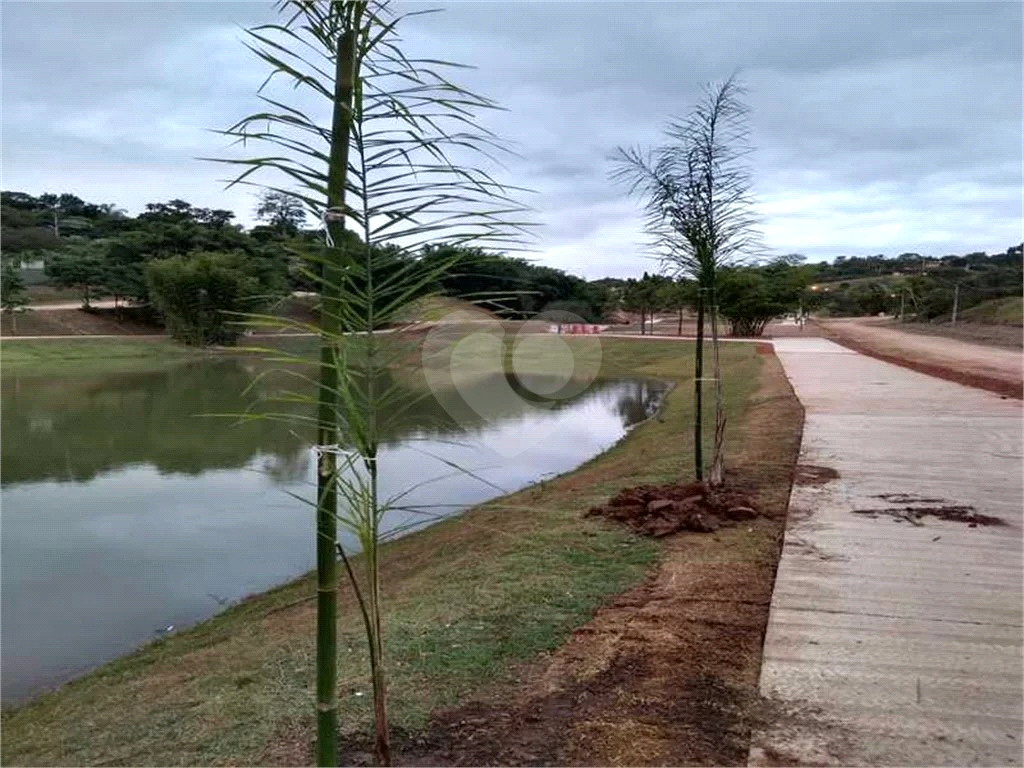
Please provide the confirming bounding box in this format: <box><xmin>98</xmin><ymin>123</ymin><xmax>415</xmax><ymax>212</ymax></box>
<box><xmin>0</xmin><ymin>337</ymin><xmax>206</xmax><ymax>375</ymax></box>
<box><xmin>2</xmin><ymin>338</ymin><xmax>786</xmax><ymax>766</ymax></box>
<box><xmin>958</xmin><ymin>295</ymin><xmax>1023</xmax><ymax>325</ymax></box>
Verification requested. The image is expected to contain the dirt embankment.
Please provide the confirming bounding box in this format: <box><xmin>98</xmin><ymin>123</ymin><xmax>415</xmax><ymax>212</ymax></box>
<box><xmin>1</xmin><ymin>297</ymin><xmax>323</xmax><ymax>339</ymax></box>
<box><xmin>0</xmin><ymin>307</ymin><xmax>160</xmax><ymax>337</ymax></box>
<box><xmin>884</xmin><ymin>320</ymin><xmax>1023</xmax><ymax>349</ymax></box>
<box><xmin>319</xmin><ymin>351</ymin><xmax>806</xmax><ymax>767</ymax></box>
<box><xmin>817</xmin><ymin>318</ymin><xmax>1022</xmax><ymax>400</ymax></box>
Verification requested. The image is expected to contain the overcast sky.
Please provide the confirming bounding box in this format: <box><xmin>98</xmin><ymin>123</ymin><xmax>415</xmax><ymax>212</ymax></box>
<box><xmin>2</xmin><ymin>1</ymin><xmax>1021</xmax><ymax>278</ymax></box>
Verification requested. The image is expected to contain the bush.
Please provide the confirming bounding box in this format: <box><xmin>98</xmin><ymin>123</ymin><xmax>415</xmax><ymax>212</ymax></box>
<box><xmin>717</xmin><ymin>261</ymin><xmax>809</xmax><ymax>337</ymax></box>
<box><xmin>146</xmin><ymin>252</ymin><xmax>278</xmax><ymax>346</ymax></box>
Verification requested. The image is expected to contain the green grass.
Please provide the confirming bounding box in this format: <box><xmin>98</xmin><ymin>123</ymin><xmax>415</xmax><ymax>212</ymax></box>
<box><xmin>1</xmin><ymin>338</ymin><xmax>771</xmax><ymax>766</ymax></box>
<box><xmin>0</xmin><ymin>338</ymin><xmax>206</xmax><ymax>375</ymax></box>
<box><xmin>959</xmin><ymin>295</ymin><xmax>1023</xmax><ymax>325</ymax></box>
<box><xmin>398</xmin><ymin>295</ymin><xmax>496</xmax><ymax>322</ymax></box>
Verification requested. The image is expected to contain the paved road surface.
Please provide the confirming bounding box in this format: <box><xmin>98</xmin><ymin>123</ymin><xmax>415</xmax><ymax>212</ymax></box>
<box><xmin>752</xmin><ymin>337</ymin><xmax>1022</xmax><ymax>766</ymax></box>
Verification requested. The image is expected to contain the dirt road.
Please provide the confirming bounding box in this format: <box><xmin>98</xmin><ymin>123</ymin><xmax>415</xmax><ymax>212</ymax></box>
<box><xmin>819</xmin><ymin>317</ymin><xmax>1022</xmax><ymax>399</ymax></box>
<box><xmin>28</xmin><ymin>300</ymin><xmax>119</xmax><ymax>311</ymax></box>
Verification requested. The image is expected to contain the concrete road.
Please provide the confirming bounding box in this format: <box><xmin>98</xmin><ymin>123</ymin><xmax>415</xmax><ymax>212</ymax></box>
<box><xmin>752</xmin><ymin>337</ymin><xmax>1023</xmax><ymax>766</ymax></box>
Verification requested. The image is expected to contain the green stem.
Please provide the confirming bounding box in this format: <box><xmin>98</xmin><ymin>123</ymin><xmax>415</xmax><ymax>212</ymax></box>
<box><xmin>316</xmin><ymin>19</ymin><xmax>359</xmax><ymax>768</ymax></box>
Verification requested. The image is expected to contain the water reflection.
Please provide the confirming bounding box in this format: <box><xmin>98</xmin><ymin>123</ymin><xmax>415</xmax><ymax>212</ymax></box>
<box><xmin>0</xmin><ymin>359</ymin><xmax>669</xmax><ymax>704</ymax></box>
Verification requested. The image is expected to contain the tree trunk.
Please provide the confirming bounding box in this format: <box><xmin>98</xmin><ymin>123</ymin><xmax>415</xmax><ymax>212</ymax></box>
<box><xmin>709</xmin><ymin>287</ymin><xmax>726</xmax><ymax>487</ymax></box>
<box><xmin>677</xmin><ymin>307</ymin><xmax>683</xmax><ymax>336</ymax></box>
<box><xmin>693</xmin><ymin>288</ymin><xmax>704</xmax><ymax>481</ymax></box>
<box><xmin>315</xmin><ymin>25</ymin><xmax>358</xmax><ymax>768</ymax></box>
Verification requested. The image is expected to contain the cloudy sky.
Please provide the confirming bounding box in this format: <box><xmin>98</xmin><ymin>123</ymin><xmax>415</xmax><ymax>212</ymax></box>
<box><xmin>2</xmin><ymin>1</ymin><xmax>1021</xmax><ymax>278</ymax></box>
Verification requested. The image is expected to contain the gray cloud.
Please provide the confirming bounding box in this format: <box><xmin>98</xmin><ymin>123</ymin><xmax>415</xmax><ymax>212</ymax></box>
<box><xmin>2</xmin><ymin>1</ymin><xmax>1020</xmax><ymax>278</ymax></box>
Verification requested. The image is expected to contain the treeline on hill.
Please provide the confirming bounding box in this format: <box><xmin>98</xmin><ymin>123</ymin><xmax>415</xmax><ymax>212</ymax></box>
<box><xmin>806</xmin><ymin>247</ymin><xmax>1023</xmax><ymax>321</ymax></box>
<box><xmin>0</xmin><ymin>191</ymin><xmax>611</xmax><ymax>344</ymax></box>
<box><xmin>618</xmin><ymin>247</ymin><xmax>1023</xmax><ymax>332</ymax></box>
<box><xmin>3</xmin><ymin>190</ymin><xmax>1020</xmax><ymax>343</ymax></box>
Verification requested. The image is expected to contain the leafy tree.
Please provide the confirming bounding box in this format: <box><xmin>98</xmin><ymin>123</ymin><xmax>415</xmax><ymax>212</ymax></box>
<box><xmin>255</xmin><ymin>189</ymin><xmax>307</xmax><ymax>236</ymax></box>
<box><xmin>145</xmin><ymin>252</ymin><xmax>275</xmax><ymax>346</ymax></box>
<box><xmin>657</xmin><ymin>278</ymin><xmax>693</xmax><ymax>335</ymax></box>
<box><xmin>43</xmin><ymin>240</ymin><xmax>109</xmax><ymax>307</ymax></box>
<box><xmin>566</xmin><ymin>280</ymin><xmax>615</xmax><ymax>323</ymax></box>
<box><xmin>0</xmin><ymin>226</ymin><xmax>61</xmax><ymax>255</ymax></box>
<box><xmin>614</xmin><ymin>75</ymin><xmax>760</xmax><ymax>485</ymax></box>
<box><xmin>717</xmin><ymin>260</ymin><xmax>811</xmax><ymax>336</ymax></box>
<box><xmin>420</xmin><ymin>244</ymin><xmax>587</xmax><ymax>318</ymax></box>
<box><xmin>1</xmin><ymin>261</ymin><xmax>29</xmax><ymax>329</ymax></box>
<box><xmin>622</xmin><ymin>272</ymin><xmax>667</xmax><ymax>334</ymax></box>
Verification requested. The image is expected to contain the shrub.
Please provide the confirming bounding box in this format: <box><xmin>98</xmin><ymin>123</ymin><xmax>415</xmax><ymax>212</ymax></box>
<box><xmin>145</xmin><ymin>252</ymin><xmax>276</xmax><ymax>346</ymax></box>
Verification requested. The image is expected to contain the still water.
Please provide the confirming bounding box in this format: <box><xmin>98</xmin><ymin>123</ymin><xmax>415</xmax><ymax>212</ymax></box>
<box><xmin>1</xmin><ymin>358</ymin><xmax>668</xmax><ymax>704</ymax></box>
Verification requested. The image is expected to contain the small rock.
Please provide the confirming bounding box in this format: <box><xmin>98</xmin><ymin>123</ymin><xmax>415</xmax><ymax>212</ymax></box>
<box><xmin>727</xmin><ymin>505</ymin><xmax>758</xmax><ymax>520</ymax></box>
<box><xmin>685</xmin><ymin>512</ymin><xmax>719</xmax><ymax>533</ymax></box>
<box><xmin>647</xmin><ymin>498</ymin><xmax>675</xmax><ymax>514</ymax></box>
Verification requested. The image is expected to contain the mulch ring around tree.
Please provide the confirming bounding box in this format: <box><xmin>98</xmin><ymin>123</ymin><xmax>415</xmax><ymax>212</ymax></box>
<box><xmin>586</xmin><ymin>480</ymin><xmax>760</xmax><ymax>537</ymax></box>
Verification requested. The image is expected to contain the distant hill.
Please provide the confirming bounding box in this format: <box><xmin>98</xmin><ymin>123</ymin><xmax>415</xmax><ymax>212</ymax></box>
<box><xmin>807</xmin><ymin>244</ymin><xmax>1022</xmax><ymax>320</ymax></box>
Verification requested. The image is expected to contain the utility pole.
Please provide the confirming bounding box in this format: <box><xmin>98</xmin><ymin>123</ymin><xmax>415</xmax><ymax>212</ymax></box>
<box><xmin>951</xmin><ymin>283</ymin><xmax>960</xmax><ymax>326</ymax></box>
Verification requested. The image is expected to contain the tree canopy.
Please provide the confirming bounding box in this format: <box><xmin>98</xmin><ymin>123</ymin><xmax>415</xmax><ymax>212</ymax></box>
<box><xmin>4</xmin><ymin>189</ymin><xmax>1020</xmax><ymax>341</ymax></box>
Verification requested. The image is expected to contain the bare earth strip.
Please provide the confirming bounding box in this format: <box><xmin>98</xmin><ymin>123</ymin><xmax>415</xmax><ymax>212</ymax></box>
<box><xmin>818</xmin><ymin>318</ymin><xmax>1023</xmax><ymax>399</ymax></box>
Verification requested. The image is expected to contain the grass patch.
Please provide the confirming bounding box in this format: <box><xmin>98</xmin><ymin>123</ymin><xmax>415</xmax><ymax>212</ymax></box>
<box><xmin>958</xmin><ymin>295</ymin><xmax>1023</xmax><ymax>325</ymax></box>
<box><xmin>399</xmin><ymin>295</ymin><xmax>496</xmax><ymax>322</ymax></box>
<box><xmin>0</xmin><ymin>338</ymin><xmax>205</xmax><ymax>375</ymax></box>
<box><xmin>1</xmin><ymin>338</ymin><xmax>774</xmax><ymax>766</ymax></box>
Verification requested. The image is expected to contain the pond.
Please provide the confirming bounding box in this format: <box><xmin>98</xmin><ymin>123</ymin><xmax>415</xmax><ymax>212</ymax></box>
<box><xmin>0</xmin><ymin>357</ymin><xmax>669</xmax><ymax>705</ymax></box>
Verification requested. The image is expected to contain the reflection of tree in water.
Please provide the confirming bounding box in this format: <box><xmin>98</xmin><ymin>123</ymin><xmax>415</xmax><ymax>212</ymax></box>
<box><xmin>260</xmin><ymin>449</ymin><xmax>311</xmax><ymax>485</ymax></box>
<box><xmin>613</xmin><ymin>380</ymin><xmax>669</xmax><ymax>427</ymax></box>
<box><xmin>1</xmin><ymin>360</ymin><xmax>505</xmax><ymax>486</ymax></box>
<box><xmin>2</xmin><ymin>362</ymin><xmax>669</xmax><ymax>487</ymax></box>
<box><xmin>2</xmin><ymin>360</ymin><xmax>308</xmax><ymax>485</ymax></box>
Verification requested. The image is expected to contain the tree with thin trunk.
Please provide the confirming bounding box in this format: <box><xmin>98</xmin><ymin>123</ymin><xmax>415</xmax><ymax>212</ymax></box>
<box><xmin>255</xmin><ymin>189</ymin><xmax>307</xmax><ymax>236</ymax></box>
<box><xmin>612</xmin><ymin>74</ymin><xmax>761</xmax><ymax>485</ymax></box>
<box><xmin>1</xmin><ymin>261</ymin><xmax>29</xmax><ymax>331</ymax></box>
<box><xmin>212</xmin><ymin>2</ymin><xmax>528</xmax><ymax>765</ymax></box>
<box><xmin>657</xmin><ymin>278</ymin><xmax>691</xmax><ymax>337</ymax></box>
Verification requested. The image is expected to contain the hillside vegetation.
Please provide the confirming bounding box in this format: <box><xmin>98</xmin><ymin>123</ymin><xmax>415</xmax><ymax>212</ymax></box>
<box><xmin>806</xmin><ymin>245</ymin><xmax>1022</xmax><ymax>321</ymax></box>
<box><xmin>958</xmin><ymin>295</ymin><xmax>1023</xmax><ymax>325</ymax></box>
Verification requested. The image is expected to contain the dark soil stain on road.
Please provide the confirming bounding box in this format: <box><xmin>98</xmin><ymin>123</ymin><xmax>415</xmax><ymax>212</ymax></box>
<box><xmin>853</xmin><ymin>494</ymin><xmax>1005</xmax><ymax>527</ymax></box>
<box><xmin>793</xmin><ymin>465</ymin><xmax>839</xmax><ymax>485</ymax></box>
